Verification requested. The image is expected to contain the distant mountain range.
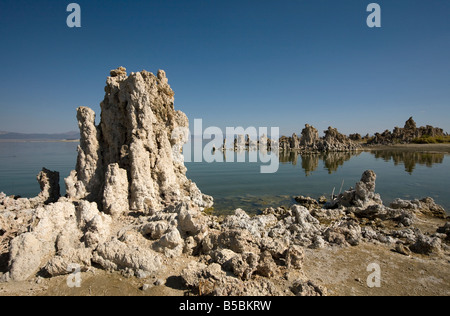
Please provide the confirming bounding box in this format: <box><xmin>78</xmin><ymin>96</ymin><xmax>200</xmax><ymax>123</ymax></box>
<box><xmin>0</xmin><ymin>131</ymin><xmax>80</xmax><ymax>140</ymax></box>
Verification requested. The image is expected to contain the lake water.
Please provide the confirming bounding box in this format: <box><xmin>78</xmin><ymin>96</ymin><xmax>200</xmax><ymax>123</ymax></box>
<box><xmin>0</xmin><ymin>141</ymin><xmax>449</xmax><ymax>215</ymax></box>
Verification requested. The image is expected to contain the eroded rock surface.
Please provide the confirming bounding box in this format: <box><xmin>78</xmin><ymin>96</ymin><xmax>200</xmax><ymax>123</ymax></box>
<box><xmin>65</xmin><ymin>67</ymin><xmax>213</xmax><ymax>213</ymax></box>
<box><xmin>279</xmin><ymin>124</ymin><xmax>360</xmax><ymax>152</ymax></box>
<box><xmin>1</xmin><ymin>67</ymin><xmax>448</xmax><ymax>297</ymax></box>
<box><xmin>1</xmin><ymin>67</ymin><xmax>212</xmax><ymax>284</ymax></box>
<box><xmin>368</xmin><ymin>117</ymin><xmax>446</xmax><ymax>145</ymax></box>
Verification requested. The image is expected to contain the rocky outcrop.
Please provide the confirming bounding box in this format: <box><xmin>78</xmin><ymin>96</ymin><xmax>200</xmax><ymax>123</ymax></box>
<box><xmin>36</xmin><ymin>168</ymin><xmax>60</xmax><ymax>204</ymax></box>
<box><xmin>2</xmin><ymin>166</ymin><xmax>449</xmax><ymax>294</ymax></box>
<box><xmin>368</xmin><ymin>117</ymin><xmax>446</xmax><ymax>145</ymax></box>
<box><xmin>180</xmin><ymin>169</ymin><xmax>449</xmax><ymax>296</ymax></box>
<box><xmin>65</xmin><ymin>67</ymin><xmax>213</xmax><ymax>212</ymax></box>
<box><xmin>1</xmin><ymin>67</ymin><xmax>448</xmax><ymax>297</ymax></box>
<box><xmin>2</xmin><ymin>201</ymin><xmax>112</xmax><ymax>281</ymax></box>
<box><xmin>180</xmin><ymin>207</ymin><xmax>316</xmax><ymax>295</ymax></box>
<box><xmin>1</xmin><ymin>67</ymin><xmax>213</xmax><ymax>283</ymax></box>
<box><xmin>279</xmin><ymin>124</ymin><xmax>360</xmax><ymax>152</ymax></box>
<box><xmin>0</xmin><ymin>167</ymin><xmax>61</xmax><ymax>213</ymax></box>
<box><xmin>335</xmin><ymin>170</ymin><xmax>382</xmax><ymax>209</ymax></box>
<box><xmin>300</xmin><ymin>124</ymin><xmax>320</xmax><ymax>148</ymax></box>
<box><xmin>319</xmin><ymin>127</ymin><xmax>359</xmax><ymax>151</ymax></box>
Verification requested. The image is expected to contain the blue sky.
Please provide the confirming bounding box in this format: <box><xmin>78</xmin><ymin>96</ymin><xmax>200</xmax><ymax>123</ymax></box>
<box><xmin>0</xmin><ymin>0</ymin><xmax>449</xmax><ymax>136</ymax></box>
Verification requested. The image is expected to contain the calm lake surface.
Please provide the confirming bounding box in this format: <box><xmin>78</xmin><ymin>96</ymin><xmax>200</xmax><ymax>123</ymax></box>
<box><xmin>0</xmin><ymin>141</ymin><xmax>449</xmax><ymax>215</ymax></box>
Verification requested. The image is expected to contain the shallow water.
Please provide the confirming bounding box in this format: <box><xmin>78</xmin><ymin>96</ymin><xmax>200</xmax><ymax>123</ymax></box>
<box><xmin>186</xmin><ymin>149</ymin><xmax>450</xmax><ymax>214</ymax></box>
<box><xmin>0</xmin><ymin>141</ymin><xmax>449</xmax><ymax>215</ymax></box>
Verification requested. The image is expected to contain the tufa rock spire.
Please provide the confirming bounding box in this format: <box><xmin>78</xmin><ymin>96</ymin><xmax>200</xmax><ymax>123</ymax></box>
<box><xmin>65</xmin><ymin>67</ymin><xmax>213</xmax><ymax>214</ymax></box>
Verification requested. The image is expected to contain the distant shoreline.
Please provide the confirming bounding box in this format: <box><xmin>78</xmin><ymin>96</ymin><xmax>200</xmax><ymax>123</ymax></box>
<box><xmin>362</xmin><ymin>143</ymin><xmax>450</xmax><ymax>153</ymax></box>
<box><xmin>0</xmin><ymin>139</ymin><xmax>80</xmax><ymax>143</ymax></box>
<box><xmin>1</xmin><ymin>139</ymin><xmax>449</xmax><ymax>153</ymax></box>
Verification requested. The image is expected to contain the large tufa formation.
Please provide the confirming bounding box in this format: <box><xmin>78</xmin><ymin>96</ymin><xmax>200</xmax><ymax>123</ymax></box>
<box><xmin>1</xmin><ymin>67</ymin><xmax>214</xmax><ymax>282</ymax></box>
<box><xmin>65</xmin><ymin>67</ymin><xmax>213</xmax><ymax>214</ymax></box>
<box><xmin>368</xmin><ymin>117</ymin><xmax>446</xmax><ymax>145</ymax></box>
<box><xmin>300</xmin><ymin>124</ymin><xmax>319</xmax><ymax>148</ymax></box>
<box><xmin>1</xmin><ymin>68</ymin><xmax>449</xmax><ymax>295</ymax></box>
<box><xmin>279</xmin><ymin>124</ymin><xmax>360</xmax><ymax>152</ymax></box>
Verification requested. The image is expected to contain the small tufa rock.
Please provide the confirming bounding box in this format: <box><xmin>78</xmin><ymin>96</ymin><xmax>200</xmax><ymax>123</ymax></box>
<box><xmin>291</xmin><ymin>280</ymin><xmax>328</xmax><ymax>296</ymax></box>
<box><xmin>110</xmin><ymin>66</ymin><xmax>127</xmax><ymax>77</ymax></box>
<box><xmin>154</xmin><ymin>278</ymin><xmax>165</xmax><ymax>286</ymax></box>
<box><xmin>285</xmin><ymin>245</ymin><xmax>305</xmax><ymax>269</ymax></box>
<box><xmin>437</xmin><ymin>222</ymin><xmax>450</xmax><ymax>241</ymax></box>
<box><xmin>394</xmin><ymin>242</ymin><xmax>411</xmax><ymax>256</ymax></box>
<box><xmin>141</xmin><ymin>284</ymin><xmax>152</xmax><ymax>291</ymax></box>
<box><xmin>36</xmin><ymin>168</ymin><xmax>60</xmax><ymax>204</ymax></box>
<box><xmin>410</xmin><ymin>234</ymin><xmax>442</xmax><ymax>255</ymax></box>
<box><xmin>294</xmin><ymin>196</ymin><xmax>319</xmax><ymax>210</ymax></box>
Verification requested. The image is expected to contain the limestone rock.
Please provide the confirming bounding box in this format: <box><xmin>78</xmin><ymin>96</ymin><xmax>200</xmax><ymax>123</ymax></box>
<box><xmin>69</xmin><ymin>106</ymin><xmax>103</xmax><ymax>202</ymax></box>
<box><xmin>102</xmin><ymin>163</ymin><xmax>129</xmax><ymax>218</ymax></box>
<box><xmin>4</xmin><ymin>202</ymin><xmax>77</xmax><ymax>281</ymax></box>
<box><xmin>256</xmin><ymin>251</ymin><xmax>279</xmax><ymax>278</ymax></box>
<box><xmin>437</xmin><ymin>222</ymin><xmax>450</xmax><ymax>241</ymax></box>
<box><xmin>279</xmin><ymin>124</ymin><xmax>359</xmax><ymax>152</ymax></box>
<box><xmin>140</xmin><ymin>220</ymin><xmax>169</xmax><ymax>240</ymax></box>
<box><xmin>224</xmin><ymin>252</ymin><xmax>259</xmax><ymax>280</ymax></box>
<box><xmin>36</xmin><ymin>168</ymin><xmax>60</xmax><ymax>204</ymax></box>
<box><xmin>2</xmin><ymin>200</ymin><xmax>112</xmax><ymax>281</ymax></box>
<box><xmin>221</xmin><ymin>209</ymin><xmax>277</xmax><ymax>239</ymax></box>
<box><xmin>291</xmin><ymin>205</ymin><xmax>321</xmax><ymax>238</ymax></box>
<box><xmin>210</xmin><ymin>248</ymin><xmax>237</xmax><ymax>266</ymax></box>
<box><xmin>110</xmin><ymin>66</ymin><xmax>127</xmax><ymax>77</ymax></box>
<box><xmin>335</xmin><ymin>170</ymin><xmax>382</xmax><ymax>209</ymax></box>
<box><xmin>176</xmin><ymin>202</ymin><xmax>208</xmax><ymax>236</ymax></box>
<box><xmin>180</xmin><ymin>261</ymin><xmax>284</xmax><ymax>296</ymax></box>
<box><xmin>285</xmin><ymin>245</ymin><xmax>305</xmax><ymax>269</ymax></box>
<box><xmin>93</xmin><ymin>239</ymin><xmax>163</xmax><ymax>277</ymax></box>
<box><xmin>154</xmin><ymin>227</ymin><xmax>184</xmax><ymax>257</ymax></box>
<box><xmin>324</xmin><ymin>220</ymin><xmax>362</xmax><ymax>247</ymax></box>
<box><xmin>66</xmin><ymin>67</ymin><xmax>213</xmax><ymax>213</ymax></box>
<box><xmin>390</xmin><ymin>198</ymin><xmax>420</xmax><ymax>211</ymax></box>
<box><xmin>291</xmin><ymin>279</ymin><xmax>328</xmax><ymax>296</ymax></box>
<box><xmin>417</xmin><ymin>197</ymin><xmax>446</xmax><ymax>219</ymax></box>
<box><xmin>300</xmin><ymin>124</ymin><xmax>319</xmax><ymax>147</ymax></box>
<box><xmin>368</xmin><ymin>117</ymin><xmax>445</xmax><ymax>145</ymax></box>
<box><xmin>410</xmin><ymin>234</ymin><xmax>442</xmax><ymax>255</ymax></box>
<box><xmin>6</xmin><ymin>233</ymin><xmax>43</xmax><ymax>282</ymax></box>
<box><xmin>394</xmin><ymin>242</ymin><xmax>411</xmax><ymax>256</ymax></box>
<box><xmin>294</xmin><ymin>195</ymin><xmax>319</xmax><ymax>210</ymax></box>
<box><xmin>45</xmin><ymin>248</ymin><xmax>92</xmax><ymax>277</ymax></box>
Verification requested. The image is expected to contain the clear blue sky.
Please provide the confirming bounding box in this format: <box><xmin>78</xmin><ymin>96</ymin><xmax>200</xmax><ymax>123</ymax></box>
<box><xmin>0</xmin><ymin>0</ymin><xmax>449</xmax><ymax>136</ymax></box>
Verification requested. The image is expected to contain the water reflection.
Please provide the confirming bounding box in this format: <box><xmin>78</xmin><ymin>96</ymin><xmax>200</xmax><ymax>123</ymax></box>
<box><xmin>196</xmin><ymin>146</ymin><xmax>446</xmax><ymax>176</ymax></box>
<box><xmin>371</xmin><ymin>150</ymin><xmax>445</xmax><ymax>174</ymax></box>
<box><xmin>279</xmin><ymin>151</ymin><xmax>360</xmax><ymax>176</ymax></box>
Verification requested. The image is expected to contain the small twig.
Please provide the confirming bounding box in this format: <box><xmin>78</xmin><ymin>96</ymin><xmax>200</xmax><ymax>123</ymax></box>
<box><xmin>339</xmin><ymin>179</ymin><xmax>345</xmax><ymax>195</ymax></box>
